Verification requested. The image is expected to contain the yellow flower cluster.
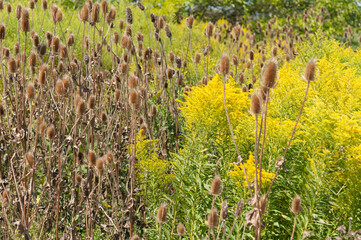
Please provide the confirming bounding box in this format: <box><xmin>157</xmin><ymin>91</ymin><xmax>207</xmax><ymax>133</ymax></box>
<box><xmin>228</xmin><ymin>152</ymin><xmax>275</xmax><ymax>188</ymax></box>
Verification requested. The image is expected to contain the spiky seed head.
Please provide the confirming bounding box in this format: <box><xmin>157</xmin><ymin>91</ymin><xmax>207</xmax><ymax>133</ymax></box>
<box><xmin>21</xmin><ymin>8</ymin><xmax>30</xmax><ymax>32</ymax></box>
<box><xmin>67</xmin><ymin>34</ymin><xmax>74</xmax><ymax>46</ymax></box>
<box><xmin>46</xmin><ymin>124</ymin><xmax>55</xmax><ymax>140</ymax></box>
<box><xmin>304</xmin><ymin>59</ymin><xmax>316</xmax><ymax>81</ymax></box>
<box><xmin>150</xmin><ymin>105</ymin><xmax>157</xmax><ymax>117</ymax></box>
<box><xmin>207</xmin><ymin>208</ymin><xmax>218</xmax><ymax>228</ymax></box>
<box><xmin>75</xmin><ymin>174</ymin><xmax>82</xmax><ymax>184</ymax></box>
<box><xmin>291</xmin><ymin>195</ymin><xmax>302</xmax><ymax>214</ymax></box>
<box><xmin>55</xmin><ymin>80</ymin><xmax>64</xmax><ymax>96</ymax></box>
<box><xmin>211</xmin><ymin>175</ymin><xmax>222</xmax><ymax>196</ymax></box>
<box><xmin>106</xmin><ymin>152</ymin><xmax>113</xmax><ymax>164</ymax></box>
<box><xmin>62</xmin><ymin>75</ymin><xmax>72</xmax><ymax>94</ymax></box>
<box><xmin>15</xmin><ymin>4</ymin><xmax>22</xmax><ymax>19</ymax></box>
<box><xmin>137</xmin><ymin>1</ymin><xmax>145</xmax><ymax>11</ymax></box>
<box><xmin>206</xmin><ymin>22</ymin><xmax>213</xmax><ymax>37</ymax></box>
<box><xmin>8</xmin><ymin>57</ymin><xmax>16</xmax><ymax>73</ymax></box>
<box><xmin>129</xmin><ymin>75</ymin><xmax>138</xmax><ymax>89</ymax></box>
<box><xmin>0</xmin><ymin>24</ymin><xmax>5</xmax><ymax>40</ymax></box>
<box><xmin>186</xmin><ymin>15</ymin><xmax>194</xmax><ymax>29</ymax></box>
<box><xmin>42</xmin><ymin>0</ymin><xmax>47</xmax><ymax>10</ymax></box>
<box><xmin>77</xmin><ymin>99</ymin><xmax>86</xmax><ymax>116</ymax></box>
<box><xmin>101</xmin><ymin>0</ymin><xmax>107</xmax><ymax>14</ymax></box>
<box><xmin>177</xmin><ymin>223</ymin><xmax>185</xmax><ymax>235</ymax></box>
<box><xmin>157</xmin><ymin>203</ymin><xmax>168</xmax><ymax>223</ymax></box>
<box><xmin>129</xmin><ymin>89</ymin><xmax>139</xmax><ymax>107</ymax></box>
<box><xmin>96</xmin><ymin>158</ymin><xmax>104</xmax><ymax>170</ymax></box>
<box><xmin>88</xmin><ymin>95</ymin><xmax>96</xmax><ymax>109</ymax></box>
<box><xmin>25</xmin><ymin>152</ymin><xmax>35</xmax><ymax>167</ymax></box>
<box><xmin>232</xmin><ymin>54</ymin><xmax>238</xmax><ymax>66</ymax></box>
<box><xmin>131</xmin><ymin>235</ymin><xmax>140</xmax><ymax>240</ymax></box>
<box><xmin>29</xmin><ymin>52</ymin><xmax>36</xmax><ymax>67</ymax></box>
<box><xmin>235</xmin><ymin>199</ymin><xmax>244</xmax><ymax>217</ymax></box>
<box><xmin>39</xmin><ymin>65</ymin><xmax>48</xmax><ymax>85</ymax></box>
<box><xmin>194</xmin><ymin>53</ymin><xmax>201</xmax><ymax>64</ymax></box>
<box><xmin>221</xmin><ymin>201</ymin><xmax>228</xmax><ymax>220</ymax></box>
<box><xmin>91</xmin><ymin>2</ymin><xmax>100</xmax><ymax>23</ymax></box>
<box><xmin>87</xmin><ymin>151</ymin><xmax>96</xmax><ymax>167</ymax></box>
<box><xmin>157</xmin><ymin>16</ymin><xmax>164</xmax><ymax>29</ymax></box>
<box><xmin>6</xmin><ymin>3</ymin><xmax>11</xmax><ymax>13</ymax></box>
<box><xmin>55</xmin><ymin>9</ymin><xmax>62</xmax><ymax>22</ymax></box>
<box><xmin>26</xmin><ymin>83</ymin><xmax>35</xmax><ymax>100</ymax></box>
<box><xmin>164</xmin><ymin>24</ymin><xmax>171</xmax><ymax>38</ymax></box>
<box><xmin>126</xmin><ymin>7</ymin><xmax>132</xmax><ymax>25</ymax></box>
<box><xmin>220</xmin><ymin>54</ymin><xmax>230</xmax><ymax>75</ymax></box>
<box><xmin>263</xmin><ymin>59</ymin><xmax>277</xmax><ymax>88</ymax></box>
<box><xmin>51</xmin><ymin>36</ymin><xmax>60</xmax><ymax>53</ymax></box>
<box><xmin>79</xmin><ymin>3</ymin><xmax>89</xmax><ymax>22</ymax></box>
<box><xmin>250</xmin><ymin>93</ymin><xmax>261</xmax><ymax>115</ymax></box>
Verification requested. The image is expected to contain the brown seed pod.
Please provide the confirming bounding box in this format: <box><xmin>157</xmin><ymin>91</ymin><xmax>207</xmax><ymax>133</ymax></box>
<box><xmin>51</xmin><ymin>36</ymin><xmax>60</xmax><ymax>53</ymax></box>
<box><xmin>157</xmin><ymin>203</ymin><xmax>168</xmax><ymax>223</ymax></box>
<box><xmin>26</xmin><ymin>83</ymin><xmax>35</xmax><ymax>100</ymax></box>
<box><xmin>39</xmin><ymin>64</ymin><xmax>48</xmax><ymax>85</ymax></box>
<box><xmin>186</xmin><ymin>15</ymin><xmax>194</xmax><ymax>29</ymax></box>
<box><xmin>21</xmin><ymin>8</ymin><xmax>30</xmax><ymax>32</ymax></box>
<box><xmin>79</xmin><ymin>3</ymin><xmax>89</xmax><ymax>22</ymax></box>
<box><xmin>25</xmin><ymin>152</ymin><xmax>35</xmax><ymax>167</ymax></box>
<box><xmin>291</xmin><ymin>195</ymin><xmax>302</xmax><ymax>214</ymax></box>
<box><xmin>96</xmin><ymin>158</ymin><xmax>104</xmax><ymax>171</ymax></box>
<box><xmin>101</xmin><ymin>0</ymin><xmax>107</xmax><ymax>14</ymax></box>
<box><xmin>8</xmin><ymin>57</ymin><xmax>16</xmax><ymax>73</ymax></box>
<box><xmin>250</xmin><ymin>93</ymin><xmax>261</xmax><ymax>115</ymax></box>
<box><xmin>91</xmin><ymin>2</ymin><xmax>100</xmax><ymax>23</ymax></box>
<box><xmin>33</xmin><ymin>34</ymin><xmax>39</xmax><ymax>47</ymax></box>
<box><xmin>0</xmin><ymin>24</ymin><xmax>5</xmax><ymax>40</ymax></box>
<box><xmin>75</xmin><ymin>174</ymin><xmax>82</xmax><ymax>184</ymax></box>
<box><xmin>126</xmin><ymin>7</ymin><xmax>132</xmax><ymax>25</ymax></box>
<box><xmin>67</xmin><ymin>33</ymin><xmax>74</xmax><ymax>46</ymax></box>
<box><xmin>235</xmin><ymin>199</ymin><xmax>244</xmax><ymax>217</ymax></box>
<box><xmin>62</xmin><ymin>75</ymin><xmax>72</xmax><ymax>94</ymax></box>
<box><xmin>113</xmin><ymin>31</ymin><xmax>119</xmax><ymax>44</ymax></box>
<box><xmin>7</xmin><ymin>3</ymin><xmax>11</xmax><ymax>13</ymax></box>
<box><xmin>29</xmin><ymin>52</ymin><xmax>36</xmax><ymax>67</ymax></box>
<box><xmin>221</xmin><ymin>200</ymin><xmax>228</xmax><ymax>220</ymax></box>
<box><xmin>164</xmin><ymin>24</ymin><xmax>171</xmax><ymax>38</ymax></box>
<box><xmin>157</xmin><ymin>16</ymin><xmax>164</xmax><ymax>29</ymax></box>
<box><xmin>211</xmin><ymin>175</ymin><xmax>222</xmax><ymax>196</ymax></box>
<box><xmin>129</xmin><ymin>89</ymin><xmax>139</xmax><ymax>106</ymax></box>
<box><xmin>219</xmin><ymin>54</ymin><xmax>230</xmax><ymax>75</ymax></box>
<box><xmin>304</xmin><ymin>59</ymin><xmax>316</xmax><ymax>81</ymax></box>
<box><xmin>55</xmin><ymin>9</ymin><xmax>62</xmax><ymax>22</ymax></box>
<box><xmin>166</xmin><ymin>68</ymin><xmax>174</xmax><ymax>79</ymax></box>
<box><xmin>55</xmin><ymin>80</ymin><xmax>64</xmax><ymax>96</ymax></box>
<box><xmin>238</xmin><ymin>73</ymin><xmax>244</xmax><ymax>85</ymax></box>
<box><xmin>194</xmin><ymin>53</ymin><xmax>201</xmax><ymax>64</ymax></box>
<box><xmin>42</xmin><ymin>0</ymin><xmax>47</xmax><ymax>10</ymax></box>
<box><xmin>77</xmin><ymin>99</ymin><xmax>86</xmax><ymax>116</ymax></box>
<box><xmin>177</xmin><ymin>223</ymin><xmax>185</xmax><ymax>235</ymax></box>
<box><xmin>232</xmin><ymin>54</ymin><xmax>238</xmax><ymax>66</ymax></box>
<box><xmin>88</xmin><ymin>95</ymin><xmax>96</xmax><ymax>109</ymax></box>
<box><xmin>87</xmin><ymin>151</ymin><xmax>96</xmax><ymax>167</ymax></box>
<box><xmin>137</xmin><ymin>1</ymin><xmax>145</xmax><ymax>11</ymax></box>
<box><xmin>207</xmin><ymin>208</ymin><xmax>218</xmax><ymax>228</ymax></box>
<box><xmin>15</xmin><ymin>4</ymin><xmax>22</xmax><ymax>19</ymax></box>
<box><xmin>263</xmin><ymin>59</ymin><xmax>277</xmax><ymax>88</ymax></box>
<box><xmin>128</xmin><ymin>75</ymin><xmax>138</xmax><ymax>89</ymax></box>
<box><xmin>206</xmin><ymin>22</ymin><xmax>213</xmax><ymax>37</ymax></box>
<box><xmin>46</xmin><ymin>124</ymin><xmax>55</xmax><ymax>140</ymax></box>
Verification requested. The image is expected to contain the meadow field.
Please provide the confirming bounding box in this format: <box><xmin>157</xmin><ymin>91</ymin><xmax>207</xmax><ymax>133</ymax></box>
<box><xmin>0</xmin><ymin>0</ymin><xmax>360</xmax><ymax>239</ymax></box>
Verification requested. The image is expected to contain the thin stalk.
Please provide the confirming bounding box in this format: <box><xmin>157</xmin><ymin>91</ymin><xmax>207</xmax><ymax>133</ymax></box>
<box><xmin>290</xmin><ymin>214</ymin><xmax>297</xmax><ymax>240</ymax></box>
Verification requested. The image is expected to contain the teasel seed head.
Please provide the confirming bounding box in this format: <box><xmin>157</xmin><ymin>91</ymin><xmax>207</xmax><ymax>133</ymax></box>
<box><xmin>263</xmin><ymin>59</ymin><xmax>277</xmax><ymax>88</ymax></box>
<box><xmin>113</xmin><ymin>31</ymin><xmax>119</xmax><ymax>44</ymax></box>
<box><xmin>130</xmin><ymin>235</ymin><xmax>140</xmax><ymax>240</ymax></box>
<box><xmin>79</xmin><ymin>3</ymin><xmax>89</xmax><ymax>22</ymax></box>
<box><xmin>126</xmin><ymin>7</ymin><xmax>133</xmax><ymax>25</ymax></box>
<box><xmin>55</xmin><ymin>80</ymin><xmax>64</xmax><ymax>96</ymax></box>
<box><xmin>75</xmin><ymin>174</ymin><xmax>82</xmax><ymax>184</ymax></box>
<box><xmin>165</xmin><ymin>24</ymin><xmax>172</xmax><ymax>38</ymax></box>
<box><xmin>186</xmin><ymin>15</ymin><xmax>194</xmax><ymax>29</ymax></box>
<box><xmin>291</xmin><ymin>195</ymin><xmax>302</xmax><ymax>214</ymax></box>
<box><xmin>0</xmin><ymin>24</ymin><xmax>5</xmax><ymax>40</ymax></box>
<box><xmin>46</xmin><ymin>124</ymin><xmax>55</xmax><ymax>140</ymax></box>
<box><xmin>40</xmin><ymin>0</ymin><xmax>47</xmax><ymax>10</ymax></box>
<box><xmin>166</xmin><ymin>68</ymin><xmax>174</xmax><ymax>79</ymax></box>
<box><xmin>8</xmin><ymin>57</ymin><xmax>16</xmax><ymax>74</ymax></box>
<box><xmin>27</xmin><ymin>83</ymin><xmax>35</xmax><ymax>100</ymax></box>
<box><xmin>206</xmin><ymin>22</ymin><xmax>213</xmax><ymax>37</ymax></box>
<box><xmin>55</xmin><ymin>9</ymin><xmax>62</xmax><ymax>22</ymax></box>
<box><xmin>96</xmin><ymin>158</ymin><xmax>104</xmax><ymax>171</ymax></box>
<box><xmin>221</xmin><ymin>201</ymin><xmax>228</xmax><ymax>220</ymax></box>
<box><xmin>125</xmin><ymin>25</ymin><xmax>132</xmax><ymax>37</ymax></box>
<box><xmin>51</xmin><ymin>36</ymin><xmax>60</xmax><ymax>53</ymax></box>
<box><xmin>157</xmin><ymin>203</ymin><xmax>168</xmax><ymax>223</ymax></box>
<box><xmin>7</xmin><ymin>3</ymin><xmax>11</xmax><ymax>13</ymax></box>
<box><xmin>88</xmin><ymin>95</ymin><xmax>96</xmax><ymax>109</ymax></box>
<box><xmin>259</xmin><ymin>196</ymin><xmax>267</xmax><ymax>214</ymax></box>
<box><xmin>220</xmin><ymin>54</ymin><xmax>230</xmax><ymax>75</ymax></box>
<box><xmin>238</xmin><ymin>73</ymin><xmax>244</xmax><ymax>85</ymax></box>
<box><xmin>60</xmin><ymin>44</ymin><xmax>67</xmax><ymax>59</ymax></box>
<box><xmin>25</xmin><ymin>152</ymin><xmax>35</xmax><ymax>167</ymax></box>
<box><xmin>207</xmin><ymin>208</ymin><xmax>218</xmax><ymax>228</ymax></box>
<box><xmin>101</xmin><ymin>0</ymin><xmax>107</xmax><ymax>14</ymax></box>
<box><xmin>91</xmin><ymin>2</ymin><xmax>100</xmax><ymax>23</ymax></box>
<box><xmin>211</xmin><ymin>175</ymin><xmax>222</xmax><ymax>196</ymax></box>
<box><xmin>235</xmin><ymin>199</ymin><xmax>244</xmax><ymax>217</ymax></box>
<box><xmin>150</xmin><ymin>13</ymin><xmax>156</xmax><ymax>23</ymax></box>
<box><xmin>16</xmin><ymin>4</ymin><xmax>22</xmax><ymax>19</ymax></box>
<box><xmin>77</xmin><ymin>99</ymin><xmax>86</xmax><ymax>116</ymax></box>
<box><xmin>33</xmin><ymin>34</ymin><xmax>40</xmax><ymax>47</ymax></box>
<box><xmin>232</xmin><ymin>54</ymin><xmax>238</xmax><ymax>66</ymax></box>
<box><xmin>177</xmin><ymin>223</ymin><xmax>185</xmax><ymax>235</ymax></box>
<box><xmin>62</xmin><ymin>75</ymin><xmax>72</xmax><ymax>95</ymax></box>
<box><xmin>39</xmin><ymin>64</ymin><xmax>48</xmax><ymax>85</ymax></box>
<box><xmin>21</xmin><ymin>8</ymin><xmax>30</xmax><ymax>32</ymax></box>
<box><xmin>157</xmin><ymin>16</ymin><xmax>164</xmax><ymax>29</ymax></box>
<box><xmin>194</xmin><ymin>53</ymin><xmax>201</xmax><ymax>64</ymax></box>
<box><xmin>29</xmin><ymin>52</ymin><xmax>36</xmax><ymax>67</ymax></box>
<box><xmin>87</xmin><ymin>151</ymin><xmax>96</xmax><ymax>167</ymax></box>
<box><xmin>304</xmin><ymin>59</ymin><xmax>316</xmax><ymax>81</ymax></box>
<box><xmin>129</xmin><ymin>89</ymin><xmax>140</xmax><ymax>108</ymax></box>
<box><xmin>250</xmin><ymin>93</ymin><xmax>261</xmax><ymax>115</ymax></box>
<box><xmin>67</xmin><ymin>33</ymin><xmax>74</xmax><ymax>46</ymax></box>
<box><xmin>137</xmin><ymin>1</ymin><xmax>145</xmax><ymax>11</ymax></box>
<box><xmin>129</xmin><ymin>75</ymin><xmax>138</xmax><ymax>89</ymax></box>
<box><xmin>150</xmin><ymin>105</ymin><xmax>157</xmax><ymax>118</ymax></box>
<box><xmin>105</xmin><ymin>152</ymin><xmax>113</xmax><ymax>164</ymax></box>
